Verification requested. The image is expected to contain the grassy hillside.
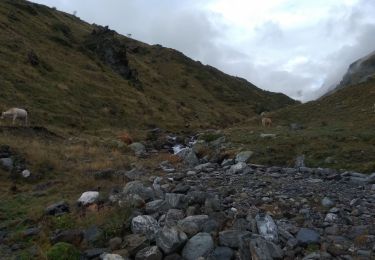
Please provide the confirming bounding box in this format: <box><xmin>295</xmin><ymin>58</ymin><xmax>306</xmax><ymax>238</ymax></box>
<box><xmin>0</xmin><ymin>0</ymin><xmax>296</xmax><ymax>133</ymax></box>
<box><xmin>226</xmin><ymin>78</ymin><xmax>375</xmax><ymax>172</ymax></box>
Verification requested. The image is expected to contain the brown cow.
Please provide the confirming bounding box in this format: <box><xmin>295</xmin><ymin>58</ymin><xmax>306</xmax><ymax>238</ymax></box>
<box><xmin>262</xmin><ymin>117</ymin><xmax>272</xmax><ymax>127</ymax></box>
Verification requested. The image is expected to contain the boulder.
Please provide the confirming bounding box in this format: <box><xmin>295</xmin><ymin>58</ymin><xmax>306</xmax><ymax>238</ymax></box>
<box><xmin>182</xmin><ymin>232</ymin><xmax>214</xmax><ymax>260</ymax></box>
<box><xmin>296</xmin><ymin>228</ymin><xmax>320</xmax><ymax>246</ymax></box>
<box><xmin>219</xmin><ymin>230</ymin><xmax>251</xmax><ymax>248</ymax></box>
<box><xmin>123</xmin><ymin>181</ymin><xmax>154</xmax><ymax>201</ymax></box>
<box><xmin>156</xmin><ymin>226</ymin><xmax>188</xmax><ymax>254</ymax></box>
<box><xmin>123</xmin><ymin>234</ymin><xmax>149</xmax><ymax>256</ymax></box>
<box><xmin>45</xmin><ymin>201</ymin><xmax>70</xmax><ymax>216</ymax></box>
<box><xmin>227</xmin><ymin>162</ymin><xmax>250</xmax><ymax>175</ymax></box>
<box><xmin>178</xmin><ymin>215</ymin><xmax>209</xmax><ymax>237</ymax></box>
<box><xmin>176</xmin><ymin>148</ymin><xmax>199</xmax><ymax>167</ymax></box>
<box><xmin>239</xmin><ymin>236</ymin><xmax>283</xmax><ymax>260</ymax></box>
<box><xmin>321</xmin><ymin>197</ymin><xmax>335</xmax><ymax>208</ymax></box>
<box><xmin>0</xmin><ymin>158</ymin><xmax>13</xmax><ymax>171</ymax></box>
<box><xmin>131</xmin><ymin>215</ymin><xmax>159</xmax><ymax>240</ymax></box>
<box><xmin>207</xmin><ymin>247</ymin><xmax>234</xmax><ymax>260</ymax></box>
<box><xmin>50</xmin><ymin>229</ymin><xmax>84</xmax><ymax>247</ymax></box>
<box><xmin>255</xmin><ymin>213</ymin><xmax>279</xmax><ymax>243</ymax></box>
<box><xmin>100</xmin><ymin>253</ymin><xmax>124</xmax><ymax>260</ymax></box>
<box><xmin>235</xmin><ymin>151</ymin><xmax>254</xmax><ymax>163</ymax></box>
<box><xmin>165</xmin><ymin>193</ymin><xmax>188</xmax><ymax>209</ymax></box>
<box><xmin>145</xmin><ymin>200</ymin><xmax>169</xmax><ymax>214</ymax></box>
<box><xmin>77</xmin><ymin>191</ymin><xmax>99</xmax><ymax>206</ymax></box>
<box><xmin>129</xmin><ymin>142</ymin><xmax>146</xmax><ymax>156</ymax></box>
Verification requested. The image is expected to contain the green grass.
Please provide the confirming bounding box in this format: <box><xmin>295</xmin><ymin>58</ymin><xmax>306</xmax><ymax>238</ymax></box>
<box><xmin>0</xmin><ymin>0</ymin><xmax>296</xmax><ymax>133</ymax></box>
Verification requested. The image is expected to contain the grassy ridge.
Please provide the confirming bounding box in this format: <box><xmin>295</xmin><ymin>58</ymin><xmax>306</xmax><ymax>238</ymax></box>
<box><xmin>226</xmin><ymin>78</ymin><xmax>375</xmax><ymax>172</ymax></box>
<box><xmin>0</xmin><ymin>0</ymin><xmax>296</xmax><ymax>132</ymax></box>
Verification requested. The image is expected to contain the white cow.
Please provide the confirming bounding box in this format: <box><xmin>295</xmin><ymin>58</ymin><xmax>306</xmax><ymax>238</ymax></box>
<box><xmin>1</xmin><ymin>108</ymin><xmax>28</xmax><ymax>126</ymax></box>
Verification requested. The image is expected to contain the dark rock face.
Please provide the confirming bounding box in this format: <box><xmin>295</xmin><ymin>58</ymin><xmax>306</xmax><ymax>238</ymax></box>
<box><xmin>84</xmin><ymin>25</ymin><xmax>139</xmax><ymax>83</ymax></box>
<box><xmin>338</xmin><ymin>51</ymin><xmax>375</xmax><ymax>89</ymax></box>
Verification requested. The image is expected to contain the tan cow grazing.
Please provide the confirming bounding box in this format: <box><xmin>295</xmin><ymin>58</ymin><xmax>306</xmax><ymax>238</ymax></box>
<box><xmin>262</xmin><ymin>117</ymin><xmax>272</xmax><ymax>127</ymax></box>
<box><xmin>1</xmin><ymin>108</ymin><xmax>28</xmax><ymax>126</ymax></box>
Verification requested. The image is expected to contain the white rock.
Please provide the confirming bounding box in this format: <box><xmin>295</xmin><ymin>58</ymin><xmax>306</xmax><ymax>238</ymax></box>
<box><xmin>21</xmin><ymin>169</ymin><xmax>31</xmax><ymax>178</ymax></box>
<box><xmin>77</xmin><ymin>191</ymin><xmax>99</xmax><ymax>206</ymax></box>
<box><xmin>100</xmin><ymin>253</ymin><xmax>124</xmax><ymax>260</ymax></box>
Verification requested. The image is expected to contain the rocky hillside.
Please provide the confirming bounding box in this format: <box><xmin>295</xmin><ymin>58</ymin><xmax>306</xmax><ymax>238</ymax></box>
<box><xmin>326</xmin><ymin>50</ymin><xmax>375</xmax><ymax>95</ymax></box>
<box><xmin>0</xmin><ymin>0</ymin><xmax>296</xmax><ymax>131</ymax></box>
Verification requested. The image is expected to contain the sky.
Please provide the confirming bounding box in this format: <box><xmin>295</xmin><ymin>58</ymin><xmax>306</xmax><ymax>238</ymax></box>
<box><xmin>31</xmin><ymin>0</ymin><xmax>375</xmax><ymax>101</ymax></box>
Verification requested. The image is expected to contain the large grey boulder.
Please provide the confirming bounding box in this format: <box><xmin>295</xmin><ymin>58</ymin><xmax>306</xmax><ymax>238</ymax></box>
<box><xmin>178</xmin><ymin>215</ymin><xmax>209</xmax><ymax>237</ymax></box>
<box><xmin>235</xmin><ymin>151</ymin><xmax>254</xmax><ymax>163</ymax></box>
<box><xmin>123</xmin><ymin>181</ymin><xmax>154</xmax><ymax>201</ymax></box>
<box><xmin>156</xmin><ymin>226</ymin><xmax>188</xmax><ymax>254</ymax></box>
<box><xmin>129</xmin><ymin>142</ymin><xmax>146</xmax><ymax>156</ymax></box>
<box><xmin>182</xmin><ymin>232</ymin><xmax>214</xmax><ymax>260</ymax></box>
<box><xmin>367</xmin><ymin>172</ymin><xmax>375</xmax><ymax>184</ymax></box>
<box><xmin>145</xmin><ymin>200</ymin><xmax>169</xmax><ymax>214</ymax></box>
<box><xmin>176</xmin><ymin>148</ymin><xmax>199</xmax><ymax>167</ymax></box>
<box><xmin>131</xmin><ymin>215</ymin><xmax>159</xmax><ymax>240</ymax></box>
<box><xmin>165</xmin><ymin>193</ymin><xmax>188</xmax><ymax>209</ymax></box>
<box><xmin>255</xmin><ymin>213</ymin><xmax>279</xmax><ymax>243</ymax></box>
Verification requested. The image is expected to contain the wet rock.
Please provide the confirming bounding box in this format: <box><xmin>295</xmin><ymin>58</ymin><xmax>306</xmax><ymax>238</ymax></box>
<box><xmin>182</xmin><ymin>232</ymin><xmax>214</xmax><ymax>260</ymax></box>
<box><xmin>45</xmin><ymin>201</ymin><xmax>70</xmax><ymax>216</ymax></box>
<box><xmin>296</xmin><ymin>228</ymin><xmax>320</xmax><ymax>246</ymax></box>
<box><xmin>77</xmin><ymin>191</ymin><xmax>99</xmax><ymax>206</ymax></box>
<box><xmin>219</xmin><ymin>230</ymin><xmax>251</xmax><ymax>248</ymax></box>
<box><xmin>131</xmin><ymin>215</ymin><xmax>159</xmax><ymax>240</ymax></box>
<box><xmin>235</xmin><ymin>151</ymin><xmax>254</xmax><ymax>163</ymax></box>
<box><xmin>255</xmin><ymin>213</ymin><xmax>279</xmax><ymax>243</ymax></box>
<box><xmin>156</xmin><ymin>226</ymin><xmax>188</xmax><ymax>254</ymax></box>
<box><xmin>135</xmin><ymin>246</ymin><xmax>162</xmax><ymax>260</ymax></box>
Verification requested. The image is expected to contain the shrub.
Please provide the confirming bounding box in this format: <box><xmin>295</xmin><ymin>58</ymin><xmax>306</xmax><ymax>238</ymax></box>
<box><xmin>46</xmin><ymin>242</ymin><xmax>80</xmax><ymax>260</ymax></box>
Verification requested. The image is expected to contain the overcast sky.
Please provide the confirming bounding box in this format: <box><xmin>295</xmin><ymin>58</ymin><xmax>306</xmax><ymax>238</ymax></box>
<box><xmin>31</xmin><ymin>0</ymin><xmax>375</xmax><ymax>101</ymax></box>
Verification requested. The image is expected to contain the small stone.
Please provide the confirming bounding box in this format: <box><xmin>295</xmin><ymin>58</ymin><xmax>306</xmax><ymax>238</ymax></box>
<box><xmin>21</xmin><ymin>169</ymin><xmax>31</xmax><ymax>178</ymax></box>
<box><xmin>100</xmin><ymin>253</ymin><xmax>124</xmax><ymax>260</ymax></box>
<box><xmin>165</xmin><ymin>193</ymin><xmax>188</xmax><ymax>209</ymax></box>
<box><xmin>45</xmin><ymin>201</ymin><xmax>70</xmax><ymax>216</ymax></box>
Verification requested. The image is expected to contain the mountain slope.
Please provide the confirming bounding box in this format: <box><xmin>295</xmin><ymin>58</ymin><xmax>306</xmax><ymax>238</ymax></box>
<box><xmin>0</xmin><ymin>0</ymin><xmax>297</xmax><ymax>131</ymax></box>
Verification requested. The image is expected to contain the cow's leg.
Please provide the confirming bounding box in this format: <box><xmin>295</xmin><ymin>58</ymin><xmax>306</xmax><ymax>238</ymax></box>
<box><xmin>12</xmin><ymin>115</ymin><xmax>17</xmax><ymax>125</ymax></box>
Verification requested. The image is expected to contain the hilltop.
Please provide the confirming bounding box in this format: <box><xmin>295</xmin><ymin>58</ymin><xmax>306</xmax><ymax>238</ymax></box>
<box><xmin>0</xmin><ymin>0</ymin><xmax>296</xmax><ymax>132</ymax></box>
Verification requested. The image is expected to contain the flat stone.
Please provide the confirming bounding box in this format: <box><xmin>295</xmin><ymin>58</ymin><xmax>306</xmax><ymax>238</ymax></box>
<box><xmin>296</xmin><ymin>228</ymin><xmax>320</xmax><ymax>246</ymax></box>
